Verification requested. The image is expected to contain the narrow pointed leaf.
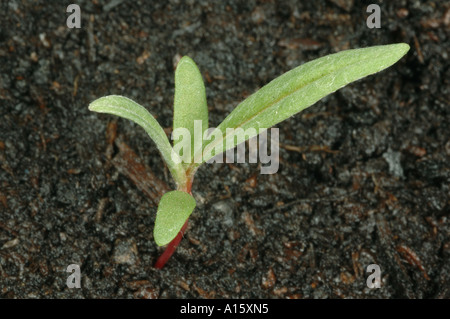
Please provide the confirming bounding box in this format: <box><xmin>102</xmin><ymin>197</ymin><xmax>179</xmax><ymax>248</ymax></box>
<box><xmin>89</xmin><ymin>95</ymin><xmax>185</xmax><ymax>184</ymax></box>
<box><xmin>196</xmin><ymin>43</ymin><xmax>409</xmax><ymax>164</ymax></box>
<box><xmin>173</xmin><ymin>56</ymin><xmax>208</xmax><ymax>166</ymax></box>
<box><xmin>154</xmin><ymin>190</ymin><xmax>196</xmax><ymax>246</ymax></box>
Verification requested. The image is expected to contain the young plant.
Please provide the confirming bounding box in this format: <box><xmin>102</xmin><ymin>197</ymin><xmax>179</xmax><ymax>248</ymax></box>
<box><xmin>89</xmin><ymin>43</ymin><xmax>409</xmax><ymax>268</ymax></box>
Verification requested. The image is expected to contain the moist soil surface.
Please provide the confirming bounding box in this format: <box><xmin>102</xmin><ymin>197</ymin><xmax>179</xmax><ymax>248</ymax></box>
<box><xmin>0</xmin><ymin>1</ymin><xmax>449</xmax><ymax>298</ymax></box>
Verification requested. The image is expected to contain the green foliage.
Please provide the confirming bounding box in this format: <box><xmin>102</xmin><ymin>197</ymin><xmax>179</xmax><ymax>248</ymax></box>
<box><xmin>88</xmin><ymin>95</ymin><xmax>185</xmax><ymax>184</ymax></box>
<box><xmin>89</xmin><ymin>43</ymin><xmax>409</xmax><ymax>248</ymax></box>
<box><xmin>153</xmin><ymin>191</ymin><xmax>196</xmax><ymax>246</ymax></box>
<box><xmin>195</xmin><ymin>43</ymin><xmax>410</xmax><ymax>165</ymax></box>
<box><xmin>173</xmin><ymin>56</ymin><xmax>208</xmax><ymax>168</ymax></box>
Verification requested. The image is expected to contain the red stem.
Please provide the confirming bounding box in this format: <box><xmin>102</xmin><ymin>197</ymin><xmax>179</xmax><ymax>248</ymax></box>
<box><xmin>154</xmin><ymin>219</ymin><xmax>188</xmax><ymax>269</ymax></box>
<box><xmin>154</xmin><ymin>178</ymin><xmax>193</xmax><ymax>269</ymax></box>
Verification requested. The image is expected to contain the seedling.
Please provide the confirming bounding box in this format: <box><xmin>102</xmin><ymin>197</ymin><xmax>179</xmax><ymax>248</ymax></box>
<box><xmin>89</xmin><ymin>43</ymin><xmax>409</xmax><ymax>268</ymax></box>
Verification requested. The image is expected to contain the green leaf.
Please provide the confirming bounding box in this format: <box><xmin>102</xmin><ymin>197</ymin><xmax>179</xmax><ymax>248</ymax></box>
<box><xmin>89</xmin><ymin>95</ymin><xmax>186</xmax><ymax>185</ymax></box>
<box><xmin>173</xmin><ymin>56</ymin><xmax>208</xmax><ymax>167</ymax></box>
<box><xmin>154</xmin><ymin>190</ymin><xmax>196</xmax><ymax>246</ymax></box>
<box><xmin>195</xmin><ymin>43</ymin><xmax>410</xmax><ymax>164</ymax></box>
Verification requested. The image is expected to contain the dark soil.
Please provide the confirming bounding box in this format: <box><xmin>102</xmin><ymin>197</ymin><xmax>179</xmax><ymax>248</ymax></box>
<box><xmin>0</xmin><ymin>0</ymin><xmax>449</xmax><ymax>298</ymax></box>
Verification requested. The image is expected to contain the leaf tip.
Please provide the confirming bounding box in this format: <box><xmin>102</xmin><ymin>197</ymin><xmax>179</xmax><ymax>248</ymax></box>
<box><xmin>396</xmin><ymin>42</ymin><xmax>410</xmax><ymax>56</ymax></box>
<box><xmin>88</xmin><ymin>96</ymin><xmax>111</xmax><ymax>112</ymax></box>
<box><xmin>88</xmin><ymin>101</ymin><xmax>97</xmax><ymax>112</ymax></box>
<box><xmin>154</xmin><ymin>235</ymin><xmax>168</xmax><ymax>247</ymax></box>
<box><xmin>177</xmin><ymin>55</ymin><xmax>195</xmax><ymax>66</ymax></box>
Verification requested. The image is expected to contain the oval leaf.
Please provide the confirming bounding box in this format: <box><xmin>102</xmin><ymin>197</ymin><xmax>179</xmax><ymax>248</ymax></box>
<box><xmin>173</xmin><ymin>56</ymin><xmax>208</xmax><ymax>166</ymax></box>
<box><xmin>154</xmin><ymin>190</ymin><xmax>196</xmax><ymax>246</ymax></box>
<box><xmin>197</xmin><ymin>43</ymin><xmax>410</xmax><ymax>164</ymax></box>
<box><xmin>89</xmin><ymin>95</ymin><xmax>185</xmax><ymax>185</ymax></box>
